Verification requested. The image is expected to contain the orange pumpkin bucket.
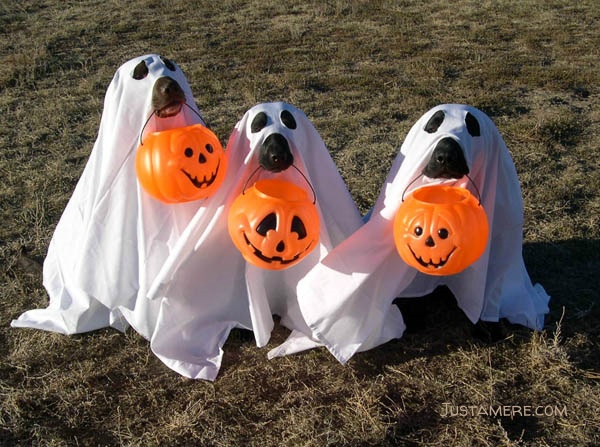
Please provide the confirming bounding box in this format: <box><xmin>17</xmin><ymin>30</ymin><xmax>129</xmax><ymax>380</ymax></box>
<box><xmin>393</xmin><ymin>185</ymin><xmax>489</xmax><ymax>276</ymax></box>
<box><xmin>228</xmin><ymin>179</ymin><xmax>320</xmax><ymax>270</ymax></box>
<box><xmin>135</xmin><ymin>123</ymin><xmax>226</xmax><ymax>203</ymax></box>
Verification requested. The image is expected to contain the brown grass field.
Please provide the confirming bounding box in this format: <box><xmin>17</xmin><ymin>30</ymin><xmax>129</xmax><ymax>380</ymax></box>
<box><xmin>1</xmin><ymin>0</ymin><xmax>599</xmax><ymax>445</ymax></box>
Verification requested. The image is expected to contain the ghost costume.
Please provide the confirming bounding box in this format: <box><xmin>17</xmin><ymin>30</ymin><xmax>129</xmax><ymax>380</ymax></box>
<box><xmin>297</xmin><ymin>104</ymin><xmax>550</xmax><ymax>364</ymax></box>
<box><xmin>147</xmin><ymin>102</ymin><xmax>363</xmax><ymax>380</ymax></box>
<box><xmin>12</xmin><ymin>54</ymin><xmax>207</xmax><ymax>340</ymax></box>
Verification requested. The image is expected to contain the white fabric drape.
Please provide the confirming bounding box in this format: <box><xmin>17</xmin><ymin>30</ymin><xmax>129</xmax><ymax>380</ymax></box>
<box><xmin>146</xmin><ymin>102</ymin><xmax>363</xmax><ymax>379</ymax></box>
<box><xmin>12</xmin><ymin>54</ymin><xmax>206</xmax><ymax>345</ymax></box>
<box><xmin>296</xmin><ymin>104</ymin><xmax>550</xmax><ymax>364</ymax></box>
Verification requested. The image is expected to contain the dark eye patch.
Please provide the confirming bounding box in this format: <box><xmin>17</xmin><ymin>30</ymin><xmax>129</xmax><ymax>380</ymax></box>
<box><xmin>424</xmin><ymin>110</ymin><xmax>445</xmax><ymax>133</ymax></box>
<box><xmin>465</xmin><ymin>112</ymin><xmax>480</xmax><ymax>137</ymax></box>
<box><xmin>291</xmin><ymin>216</ymin><xmax>307</xmax><ymax>239</ymax></box>
<box><xmin>251</xmin><ymin>112</ymin><xmax>268</xmax><ymax>133</ymax></box>
<box><xmin>281</xmin><ymin>110</ymin><xmax>297</xmax><ymax>129</ymax></box>
<box><xmin>160</xmin><ymin>56</ymin><xmax>176</xmax><ymax>71</ymax></box>
<box><xmin>132</xmin><ymin>60</ymin><xmax>149</xmax><ymax>80</ymax></box>
<box><xmin>256</xmin><ymin>212</ymin><xmax>277</xmax><ymax>235</ymax></box>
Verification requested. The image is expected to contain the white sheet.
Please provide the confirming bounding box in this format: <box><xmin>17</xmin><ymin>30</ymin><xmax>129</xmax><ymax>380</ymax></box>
<box><xmin>296</xmin><ymin>104</ymin><xmax>550</xmax><ymax>364</ymax></box>
<box><xmin>12</xmin><ymin>54</ymin><xmax>207</xmax><ymax>341</ymax></box>
<box><xmin>147</xmin><ymin>102</ymin><xmax>363</xmax><ymax>379</ymax></box>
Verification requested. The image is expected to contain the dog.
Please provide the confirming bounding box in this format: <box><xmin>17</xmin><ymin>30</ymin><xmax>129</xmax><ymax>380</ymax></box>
<box><xmin>422</xmin><ymin>112</ymin><xmax>472</xmax><ymax>179</ymax></box>
<box><xmin>146</xmin><ymin>102</ymin><xmax>363</xmax><ymax>380</ymax></box>
<box><xmin>12</xmin><ymin>54</ymin><xmax>207</xmax><ymax>341</ymax></box>
<box><xmin>296</xmin><ymin>104</ymin><xmax>550</xmax><ymax>364</ymax></box>
<box><xmin>251</xmin><ymin>109</ymin><xmax>295</xmax><ymax>172</ymax></box>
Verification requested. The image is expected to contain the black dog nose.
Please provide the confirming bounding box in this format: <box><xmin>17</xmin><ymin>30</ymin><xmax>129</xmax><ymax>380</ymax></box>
<box><xmin>422</xmin><ymin>137</ymin><xmax>469</xmax><ymax>179</ymax></box>
<box><xmin>259</xmin><ymin>133</ymin><xmax>294</xmax><ymax>172</ymax></box>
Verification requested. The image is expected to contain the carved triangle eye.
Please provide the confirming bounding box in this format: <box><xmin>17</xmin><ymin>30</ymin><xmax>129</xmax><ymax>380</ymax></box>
<box><xmin>256</xmin><ymin>212</ymin><xmax>277</xmax><ymax>235</ymax></box>
<box><xmin>291</xmin><ymin>216</ymin><xmax>307</xmax><ymax>239</ymax></box>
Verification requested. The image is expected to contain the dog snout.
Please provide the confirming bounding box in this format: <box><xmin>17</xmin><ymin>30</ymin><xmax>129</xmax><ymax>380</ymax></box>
<box><xmin>259</xmin><ymin>133</ymin><xmax>294</xmax><ymax>172</ymax></box>
<box><xmin>152</xmin><ymin>76</ymin><xmax>186</xmax><ymax>118</ymax></box>
<box><xmin>422</xmin><ymin>137</ymin><xmax>469</xmax><ymax>179</ymax></box>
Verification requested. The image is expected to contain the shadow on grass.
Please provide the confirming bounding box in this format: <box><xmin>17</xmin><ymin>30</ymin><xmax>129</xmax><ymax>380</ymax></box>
<box><xmin>348</xmin><ymin>285</ymin><xmax>495</xmax><ymax>381</ymax></box>
<box><xmin>347</xmin><ymin>238</ymin><xmax>600</xmax><ymax>378</ymax></box>
<box><xmin>523</xmin><ymin>239</ymin><xmax>600</xmax><ymax>322</ymax></box>
<box><xmin>214</xmin><ymin>238</ymin><xmax>600</xmax><ymax>382</ymax></box>
<box><xmin>342</xmin><ymin>239</ymin><xmax>599</xmax><ymax>446</ymax></box>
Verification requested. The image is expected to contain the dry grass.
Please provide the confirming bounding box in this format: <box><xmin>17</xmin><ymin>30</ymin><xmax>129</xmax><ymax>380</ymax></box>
<box><xmin>1</xmin><ymin>0</ymin><xmax>599</xmax><ymax>445</ymax></box>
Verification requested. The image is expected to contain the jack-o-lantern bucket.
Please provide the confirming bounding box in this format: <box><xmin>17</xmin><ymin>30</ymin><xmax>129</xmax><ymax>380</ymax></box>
<box><xmin>393</xmin><ymin>185</ymin><xmax>489</xmax><ymax>276</ymax></box>
<box><xmin>135</xmin><ymin>124</ymin><xmax>226</xmax><ymax>203</ymax></box>
<box><xmin>228</xmin><ymin>179</ymin><xmax>320</xmax><ymax>270</ymax></box>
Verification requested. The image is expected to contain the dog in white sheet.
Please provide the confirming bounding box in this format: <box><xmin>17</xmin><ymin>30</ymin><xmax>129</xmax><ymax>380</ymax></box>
<box><xmin>12</xmin><ymin>54</ymin><xmax>208</xmax><ymax>340</ymax></box>
<box><xmin>146</xmin><ymin>102</ymin><xmax>363</xmax><ymax>380</ymax></box>
<box><xmin>296</xmin><ymin>104</ymin><xmax>550</xmax><ymax>364</ymax></box>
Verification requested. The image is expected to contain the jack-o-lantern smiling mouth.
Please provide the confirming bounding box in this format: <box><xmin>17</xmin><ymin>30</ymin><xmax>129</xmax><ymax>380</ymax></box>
<box><xmin>242</xmin><ymin>233</ymin><xmax>314</xmax><ymax>265</ymax></box>
<box><xmin>181</xmin><ymin>159</ymin><xmax>221</xmax><ymax>189</ymax></box>
<box><xmin>408</xmin><ymin>245</ymin><xmax>457</xmax><ymax>269</ymax></box>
